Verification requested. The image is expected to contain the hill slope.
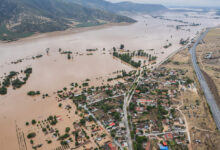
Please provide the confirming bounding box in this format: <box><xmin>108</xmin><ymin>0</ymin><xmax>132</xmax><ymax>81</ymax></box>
<box><xmin>0</xmin><ymin>0</ymin><xmax>135</xmax><ymax>41</ymax></box>
<box><xmin>71</xmin><ymin>0</ymin><xmax>168</xmax><ymax>13</ymax></box>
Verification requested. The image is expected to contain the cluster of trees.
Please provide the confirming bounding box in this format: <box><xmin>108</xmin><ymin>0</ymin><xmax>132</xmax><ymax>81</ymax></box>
<box><xmin>86</xmin><ymin>49</ymin><xmax>97</xmax><ymax>52</ymax></box>
<box><xmin>148</xmin><ymin>55</ymin><xmax>157</xmax><ymax>62</ymax></box>
<box><xmin>133</xmin><ymin>136</ymin><xmax>148</xmax><ymax>150</ymax></box>
<box><xmin>27</xmin><ymin>132</ymin><xmax>36</xmax><ymax>139</ymax></box>
<box><xmin>136</xmin><ymin>85</ymin><xmax>149</xmax><ymax>94</ymax></box>
<box><xmin>107</xmin><ymin>70</ymin><xmax>133</xmax><ymax>82</ymax></box>
<box><xmin>135</xmin><ymin>50</ymin><xmax>149</xmax><ymax>57</ymax></box>
<box><xmin>129</xmin><ymin>102</ymin><xmax>136</xmax><ymax>112</ymax></box>
<box><xmin>100</xmin><ymin>103</ymin><xmax>114</xmax><ymax>113</ymax></box>
<box><xmin>184</xmin><ymin>77</ymin><xmax>194</xmax><ymax>85</ymax></box>
<box><xmin>157</xmin><ymin>100</ymin><xmax>168</xmax><ymax>120</ymax></box>
<box><xmin>32</xmin><ymin>120</ymin><xmax>36</xmax><ymax>125</ymax></box>
<box><xmin>72</xmin><ymin>94</ymin><xmax>87</xmax><ymax>106</ymax></box>
<box><xmin>179</xmin><ymin>38</ymin><xmax>188</xmax><ymax>45</ymax></box>
<box><xmin>113</xmin><ymin>52</ymin><xmax>141</xmax><ymax>68</ymax></box>
<box><xmin>27</xmin><ymin>91</ymin><xmax>40</xmax><ymax>96</ymax></box>
<box><xmin>0</xmin><ymin>86</ymin><xmax>7</xmax><ymax>95</ymax></box>
<box><xmin>58</xmin><ymin>133</ymin><xmax>70</xmax><ymax>141</ymax></box>
<box><xmin>11</xmin><ymin>67</ymin><xmax>32</xmax><ymax>89</ymax></box>
<box><xmin>32</xmin><ymin>54</ymin><xmax>43</xmax><ymax>59</ymax></box>
<box><xmin>58</xmin><ymin>50</ymin><xmax>72</xmax><ymax>60</ymax></box>
<box><xmin>120</xmin><ymin>44</ymin><xmax>124</xmax><ymax>49</ymax></box>
<box><xmin>163</xmin><ymin>43</ymin><xmax>172</xmax><ymax>49</ymax></box>
<box><xmin>0</xmin><ymin>71</ymin><xmax>17</xmax><ymax>95</ymax></box>
<box><xmin>0</xmin><ymin>67</ymin><xmax>32</xmax><ymax>93</ymax></box>
<box><xmin>11</xmin><ymin>78</ymin><xmax>25</xmax><ymax>89</ymax></box>
<box><xmin>105</xmin><ymin>89</ymin><xmax>113</xmax><ymax>96</ymax></box>
<box><xmin>82</xmin><ymin>82</ymin><xmax>89</xmax><ymax>87</ymax></box>
<box><xmin>80</xmin><ymin>118</ymin><xmax>86</xmax><ymax>126</ymax></box>
<box><xmin>47</xmin><ymin>115</ymin><xmax>58</xmax><ymax>125</ymax></box>
<box><xmin>110</xmin><ymin>112</ymin><xmax>121</xmax><ymax>121</ymax></box>
<box><xmin>59</xmin><ymin>51</ymin><xmax>72</xmax><ymax>55</ymax></box>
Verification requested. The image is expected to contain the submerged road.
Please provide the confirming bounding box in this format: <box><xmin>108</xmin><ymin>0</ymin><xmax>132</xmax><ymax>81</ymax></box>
<box><xmin>190</xmin><ymin>28</ymin><xmax>220</xmax><ymax>130</ymax></box>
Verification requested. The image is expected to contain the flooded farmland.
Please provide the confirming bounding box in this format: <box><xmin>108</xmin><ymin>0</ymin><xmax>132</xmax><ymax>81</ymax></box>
<box><xmin>0</xmin><ymin>11</ymin><xmax>220</xmax><ymax>150</ymax></box>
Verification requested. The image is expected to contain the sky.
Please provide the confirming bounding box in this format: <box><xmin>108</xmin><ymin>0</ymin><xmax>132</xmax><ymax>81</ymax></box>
<box><xmin>107</xmin><ymin>0</ymin><xmax>220</xmax><ymax>7</ymax></box>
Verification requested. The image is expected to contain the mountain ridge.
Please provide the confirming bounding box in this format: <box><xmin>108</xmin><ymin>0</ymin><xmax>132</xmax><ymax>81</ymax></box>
<box><xmin>71</xmin><ymin>0</ymin><xmax>168</xmax><ymax>13</ymax></box>
<box><xmin>0</xmin><ymin>0</ymin><xmax>168</xmax><ymax>41</ymax></box>
<box><xmin>0</xmin><ymin>0</ymin><xmax>136</xmax><ymax>41</ymax></box>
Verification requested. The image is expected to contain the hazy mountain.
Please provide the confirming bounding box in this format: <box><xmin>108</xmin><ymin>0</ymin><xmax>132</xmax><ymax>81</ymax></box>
<box><xmin>71</xmin><ymin>0</ymin><xmax>168</xmax><ymax>13</ymax></box>
<box><xmin>0</xmin><ymin>0</ymin><xmax>135</xmax><ymax>41</ymax></box>
<box><xmin>115</xmin><ymin>2</ymin><xmax>168</xmax><ymax>13</ymax></box>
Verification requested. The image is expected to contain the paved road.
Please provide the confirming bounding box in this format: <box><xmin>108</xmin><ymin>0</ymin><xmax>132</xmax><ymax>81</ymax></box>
<box><xmin>123</xmin><ymin>91</ymin><xmax>133</xmax><ymax>150</ymax></box>
<box><xmin>190</xmin><ymin>28</ymin><xmax>220</xmax><ymax>130</ymax></box>
<box><xmin>87</xmin><ymin>94</ymin><xmax>124</xmax><ymax>105</ymax></box>
<box><xmin>123</xmin><ymin>71</ymin><xmax>142</xmax><ymax>150</ymax></box>
<box><xmin>144</xmin><ymin>129</ymin><xmax>186</xmax><ymax>137</ymax></box>
<box><xmin>114</xmin><ymin>140</ymin><xmax>123</xmax><ymax>150</ymax></box>
<box><xmin>82</xmin><ymin>105</ymin><xmax>102</xmax><ymax>125</ymax></box>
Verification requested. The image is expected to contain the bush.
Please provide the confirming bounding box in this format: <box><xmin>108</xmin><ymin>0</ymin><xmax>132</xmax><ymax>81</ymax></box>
<box><xmin>80</xmin><ymin>119</ymin><xmax>86</xmax><ymax>126</ymax></box>
<box><xmin>12</xmin><ymin>78</ymin><xmax>25</xmax><ymax>88</ymax></box>
<box><xmin>24</xmin><ymin>68</ymin><xmax>32</xmax><ymax>75</ymax></box>
<box><xmin>27</xmin><ymin>91</ymin><xmax>40</xmax><ymax>96</ymax></box>
<box><xmin>2</xmin><ymin>77</ymin><xmax>10</xmax><ymax>87</ymax></box>
<box><xmin>30</xmin><ymin>140</ymin><xmax>34</xmax><ymax>144</ymax></box>
<box><xmin>58</xmin><ymin>134</ymin><xmax>69</xmax><ymax>140</ymax></box>
<box><xmin>47</xmin><ymin>116</ymin><xmax>57</xmax><ymax>125</ymax></box>
<box><xmin>42</xmin><ymin>128</ymin><xmax>47</xmax><ymax>132</ymax></box>
<box><xmin>32</xmin><ymin>120</ymin><xmax>36</xmax><ymax>125</ymax></box>
<box><xmin>120</xmin><ymin>44</ymin><xmax>124</xmax><ymax>49</ymax></box>
<box><xmin>65</xmin><ymin>127</ymin><xmax>70</xmax><ymax>133</ymax></box>
<box><xmin>60</xmin><ymin>140</ymin><xmax>68</xmax><ymax>145</ymax></box>
<box><xmin>82</xmin><ymin>82</ymin><xmax>89</xmax><ymax>87</ymax></box>
<box><xmin>27</xmin><ymin>132</ymin><xmax>36</xmax><ymax>139</ymax></box>
<box><xmin>88</xmin><ymin>115</ymin><xmax>94</xmax><ymax>122</ymax></box>
<box><xmin>0</xmin><ymin>87</ymin><xmax>7</xmax><ymax>95</ymax></box>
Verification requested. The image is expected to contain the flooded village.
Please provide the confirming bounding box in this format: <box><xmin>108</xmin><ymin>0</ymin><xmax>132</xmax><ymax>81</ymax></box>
<box><xmin>0</xmin><ymin>9</ymin><xmax>220</xmax><ymax>150</ymax></box>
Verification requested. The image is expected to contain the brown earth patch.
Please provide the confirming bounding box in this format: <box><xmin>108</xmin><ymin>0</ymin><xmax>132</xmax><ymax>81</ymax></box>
<box><xmin>201</xmin><ymin>70</ymin><xmax>220</xmax><ymax>108</ymax></box>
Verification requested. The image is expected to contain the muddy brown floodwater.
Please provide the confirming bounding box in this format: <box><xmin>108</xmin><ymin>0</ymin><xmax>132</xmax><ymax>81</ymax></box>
<box><xmin>0</xmin><ymin>12</ymin><xmax>220</xmax><ymax>150</ymax></box>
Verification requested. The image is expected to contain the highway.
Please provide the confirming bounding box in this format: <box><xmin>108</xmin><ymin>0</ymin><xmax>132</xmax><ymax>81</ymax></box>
<box><xmin>190</xmin><ymin>28</ymin><xmax>220</xmax><ymax>130</ymax></box>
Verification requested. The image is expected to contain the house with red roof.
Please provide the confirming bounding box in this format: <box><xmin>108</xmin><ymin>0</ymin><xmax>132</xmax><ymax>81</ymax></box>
<box><xmin>104</xmin><ymin>142</ymin><xmax>118</xmax><ymax>150</ymax></box>
<box><xmin>163</xmin><ymin>141</ymin><xmax>168</xmax><ymax>146</ymax></box>
<box><xmin>164</xmin><ymin>133</ymin><xmax>173</xmax><ymax>141</ymax></box>
<box><xmin>109</xmin><ymin>122</ymin><xmax>115</xmax><ymax>127</ymax></box>
<box><xmin>137</xmin><ymin>99</ymin><xmax>154</xmax><ymax>105</ymax></box>
<box><xmin>136</xmin><ymin>90</ymin><xmax>140</xmax><ymax>93</ymax></box>
<box><xmin>136</xmin><ymin>107</ymin><xmax>144</xmax><ymax>113</ymax></box>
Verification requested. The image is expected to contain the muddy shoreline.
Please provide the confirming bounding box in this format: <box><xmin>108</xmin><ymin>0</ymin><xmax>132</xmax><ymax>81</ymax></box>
<box><xmin>3</xmin><ymin>22</ymin><xmax>132</xmax><ymax>44</ymax></box>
